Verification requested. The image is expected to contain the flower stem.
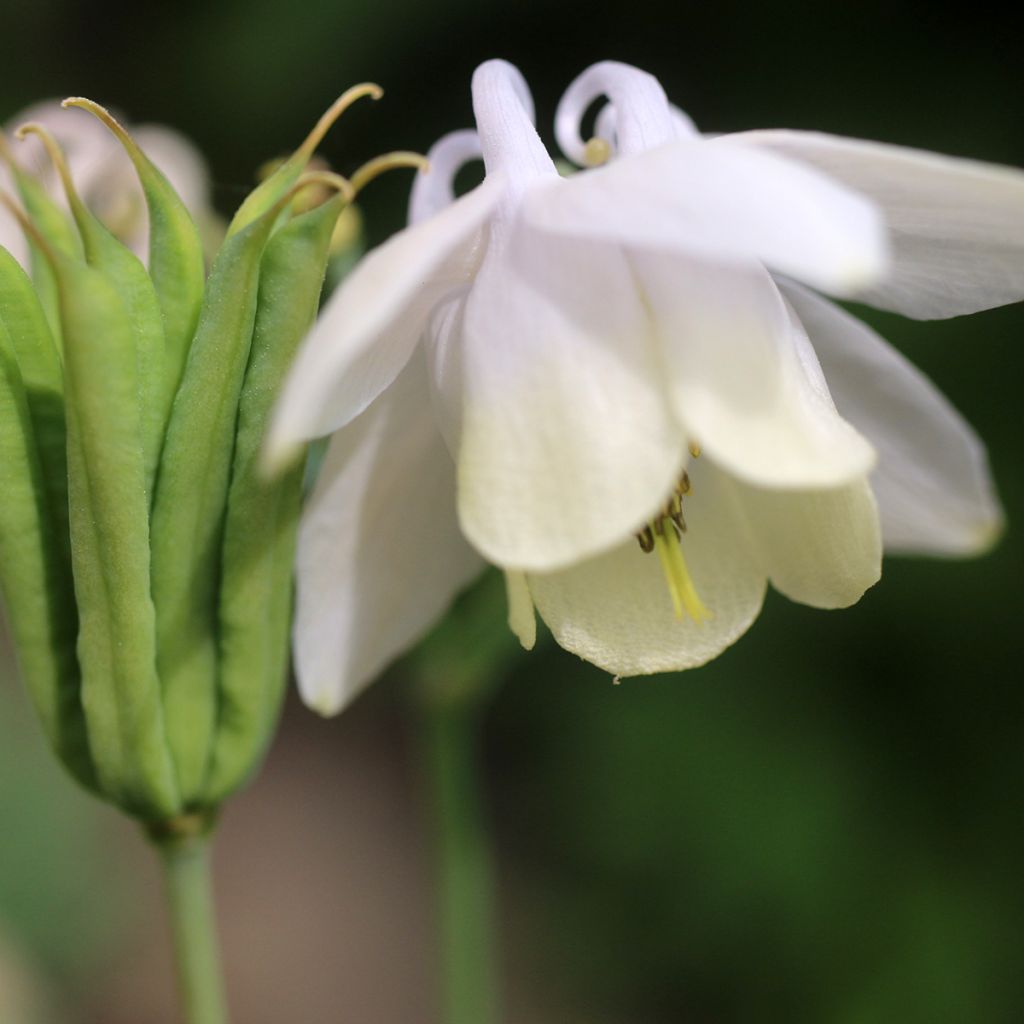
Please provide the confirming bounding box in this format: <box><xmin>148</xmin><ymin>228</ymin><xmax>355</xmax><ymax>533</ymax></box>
<box><xmin>421</xmin><ymin>699</ymin><xmax>501</xmax><ymax>1024</ymax></box>
<box><xmin>153</xmin><ymin>825</ymin><xmax>229</xmax><ymax>1024</ymax></box>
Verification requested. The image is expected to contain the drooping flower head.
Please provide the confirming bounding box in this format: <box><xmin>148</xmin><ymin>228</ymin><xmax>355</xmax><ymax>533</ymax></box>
<box><xmin>271</xmin><ymin>60</ymin><xmax>1016</xmax><ymax>715</ymax></box>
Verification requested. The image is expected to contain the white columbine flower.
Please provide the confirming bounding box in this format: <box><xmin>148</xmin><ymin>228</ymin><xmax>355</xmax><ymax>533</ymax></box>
<box><xmin>269</xmin><ymin>59</ymin><xmax>1015</xmax><ymax>715</ymax></box>
<box><xmin>1</xmin><ymin>98</ymin><xmax>212</xmax><ymax>265</ymax></box>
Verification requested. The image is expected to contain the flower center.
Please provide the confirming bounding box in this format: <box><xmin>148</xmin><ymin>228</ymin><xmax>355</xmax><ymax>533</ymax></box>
<box><xmin>635</xmin><ymin>442</ymin><xmax>711</xmax><ymax>623</ymax></box>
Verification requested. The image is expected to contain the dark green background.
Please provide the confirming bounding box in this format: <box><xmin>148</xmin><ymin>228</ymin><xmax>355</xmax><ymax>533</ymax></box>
<box><xmin>1</xmin><ymin>2</ymin><xmax>1022</xmax><ymax>1021</ymax></box>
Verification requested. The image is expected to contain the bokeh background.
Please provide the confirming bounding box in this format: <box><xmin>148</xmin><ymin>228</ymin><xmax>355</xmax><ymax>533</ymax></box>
<box><xmin>2</xmin><ymin>2</ymin><xmax>1023</xmax><ymax>1021</ymax></box>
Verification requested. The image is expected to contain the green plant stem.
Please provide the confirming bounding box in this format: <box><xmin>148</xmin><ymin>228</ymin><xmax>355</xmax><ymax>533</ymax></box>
<box><xmin>155</xmin><ymin>831</ymin><xmax>229</xmax><ymax>1024</ymax></box>
<box><xmin>422</xmin><ymin>700</ymin><xmax>500</xmax><ymax>1024</ymax></box>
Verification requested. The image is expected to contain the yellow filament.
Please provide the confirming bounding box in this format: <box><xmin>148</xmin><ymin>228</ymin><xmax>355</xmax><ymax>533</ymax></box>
<box><xmin>349</xmin><ymin>151</ymin><xmax>429</xmax><ymax>195</ymax></box>
<box><xmin>653</xmin><ymin>528</ymin><xmax>711</xmax><ymax>624</ymax></box>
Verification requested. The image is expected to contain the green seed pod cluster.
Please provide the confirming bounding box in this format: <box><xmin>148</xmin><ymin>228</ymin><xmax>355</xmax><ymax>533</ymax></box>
<box><xmin>0</xmin><ymin>94</ymin><xmax>368</xmax><ymax>826</ymax></box>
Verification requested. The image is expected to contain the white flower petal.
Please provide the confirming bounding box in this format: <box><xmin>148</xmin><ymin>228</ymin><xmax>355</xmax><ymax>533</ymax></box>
<box><xmin>455</xmin><ymin>218</ymin><xmax>687</xmax><ymax>572</ymax></box>
<box><xmin>407</xmin><ymin>130</ymin><xmax>482</xmax><ymax>225</ymax></box>
<box><xmin>522</xmin><ymin>136</ymin><xmax>888</xmax><ymax>295</ymax></box>
<box><xmin>423</xmin><ymin>287</ymin><xmax>470</xmax><ymax>458</ymax></box>
<box><xmin>504</xmin><ymin>570</ymin><xmax>536</xmax><ymax>650</ymax></box>
<box><xmin>632</xmin><ymin>253</ymin><xmax>876</xmax><ymax>488</ymax></box>
<box><xmin>528</xmin><ymin>462</ymin><xmax>766</xmax><ymax>675</ymax></box>
<box><xmin>731</xmin><ymin>476</ymin><xmax>882</xmax><ymax>609</ymax></box>
<box><xmin>266</xmin><ymin>173</ymin><xmax>503</xmax><ymax>468</ymax></box>
<box><xmin>293</xmin><ymin>351</ymin><xmax>483</xmax><ymax>716</ymax></box>
<box><xmin>591</xmin><ymin>101</ymin><xmax>699</xmax><ymax>158</ymax></box>
<box><xmin>472</xmin><ymin>60</ymin><xmax>553</xmax><ymax>182</ymax></box>
<box><xmin>782</xmin><ymin>282</ymin><xmax>1004</xmax><ymax>555</ymax></box>
<box><xmin>732</xmin><ymin>130</ymin><xmax>1024</xmax><ymax>318</ymax></box>
<box><xmin>555</xmin><ymin>61</ymin><xmax>678</xmax><ymax>164</ymax></box>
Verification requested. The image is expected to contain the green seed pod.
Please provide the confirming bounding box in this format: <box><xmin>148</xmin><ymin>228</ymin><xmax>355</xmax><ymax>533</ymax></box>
<box><xmin>1</xmin><ymin>92</ymin><xmax>401</xmax><ymax>828</ymax></box>
<box><xmin>18</xmin><ymin>124</ymin><xmax>168</xmax><ymax>499</ymax></box>
<box><xmin>63</xmin><ymin>99</ymin><xmax>206</xmax><ymax>401</ymax></box>
<box><xmin>51</xmin><ymin>244</ymin><xmax>180</xmax><ymax>818</ymax></box>
<box><xmin>0</xmin><ymin>291</ymin><xmax>93</xmax><ymax>790</ymax></box>
<box><xmin>149</xmin><ymin>203</ymin><xmax>286</xmax><ymax>803</ymax></box>
<box><xmin>226</xmin><ymin>83</ymin><xmax>380</xmax><ymax>239</ymax></box>
<box><xmin>205</xmin><ymin>193</ymin><xmax>346</xmax><ymax>802</ymax></box>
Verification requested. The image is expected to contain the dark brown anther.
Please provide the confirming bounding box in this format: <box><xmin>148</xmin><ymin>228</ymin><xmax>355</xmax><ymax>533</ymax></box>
<box><xmin>678</xmin><ymin>471</ymin><xmax>691</xmax><ymax>496</ymax></box>
<box><xmin>636</xmin><ymin>524</ymin><xmax>656</xmax><ymax>553</ymax></box>
<box><xmin>671</xmin><ymin>507</ymin><xmax>687</xmax><ymax>534</ymax></box>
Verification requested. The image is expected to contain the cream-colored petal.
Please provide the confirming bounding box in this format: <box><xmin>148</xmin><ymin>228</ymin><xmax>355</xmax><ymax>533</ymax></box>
<box><xmin>522</xmin><ymin>135</ymin><xmax>888</xmax><ymax>296</ymax></box>
<box><xmin>731</xmin><ymin>476</ymin><xmax>882</xmax><ymax>610</ymax></box>
<box><xmin>455</xmin><ymin>216</ymin><xmax>686</xmax><ymax>572</ymax></box>
<box><xmin>733</xmin><ymin>129</ymin><xmax>1024</xmax><ymax>318</ymax></box>
<box><xmin>266</xmin><ymin>174</ymin><xmax>503</xmax><ymax>468</ymax></box>
<box><xmin>528</xmin><ymin>462</ymin><xmax>766</xmax><ymax>675</ymax></box>
<box><xmin>782</xmin><ymin>281</ymin><xmax>1004</xmax><ymax>555</ymax></box>
<box><xmin>293</xmin><ymin>350</ymin><xmax>483</xmax><ymax>716</ymax></box>
<box><xmin>632</xmin><ymin>253</ymin><xmax>876</xmax><ymax>488</ymax></box>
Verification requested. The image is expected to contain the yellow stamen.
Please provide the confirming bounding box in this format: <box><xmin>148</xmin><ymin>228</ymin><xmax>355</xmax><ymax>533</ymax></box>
<box><xmin>653</xmin><ymin>527</ymin><xmax>711</xmax><ymax>624</ymax></box>
<box><xmin>688</xmin><ymin>440</ymin><xmax>702</xmax><ymax>459</ymax></box>
<box><xmin>583</xmin><ymin>136</ymin><xmax>612</xmax><ymax>167</ymax></box>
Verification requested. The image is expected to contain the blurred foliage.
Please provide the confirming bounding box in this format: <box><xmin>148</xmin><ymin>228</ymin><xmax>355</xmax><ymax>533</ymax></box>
<box><xmin>1</xmin><ymin>1</ymin><xmax>1023</xmax><ymax>1021</ymax></box>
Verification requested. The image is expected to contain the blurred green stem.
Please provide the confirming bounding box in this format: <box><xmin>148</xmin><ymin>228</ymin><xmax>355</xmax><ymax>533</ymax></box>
<box><xmin>156</xmin><ymin>829</ymin><xmax>229</xmax><ymax>1024</ymax></box>
<box><xmin>421</xmin><ymin>698</ymin><xmax>501</xmax><ymax>1024</ymax></box>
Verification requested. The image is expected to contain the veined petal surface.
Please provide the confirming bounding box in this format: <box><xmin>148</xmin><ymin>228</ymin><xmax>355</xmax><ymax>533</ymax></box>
<box><xmin>632</xmin><ymin>253</ymin><xmax>876</xmax><ymax>488</ymax></box>
<box><xmin>783</xmin><ymin>282</ymin><xmax>1003</xmax><ymax>555</ymax></box>
<box><xmin>455</xmin><ymin>217</ymin><xmax>687</xmax><ymax>572</ymax></box>
<box><xmin>732</xmin><ymin>130</ymin><xmax>1024</xmax><ymax>318</ymax></box>
<box><xmin>293</xmin><ymin>351</ymin><xmax>483</xmax><ymax>716</ymax></box>
<box><xmin>528</xmin><ymin>462</ymin><xmax>766</xmax><ymax>675</ymax></box>
<box><xmin>266</xmin><ymin>174</ymin><xmax>503</xmax><ymax>466</ymax></box>
<box><xmin>522</xmin><ymin>136</ymin><xmax>888</xmax><ymax>295</ymax></box>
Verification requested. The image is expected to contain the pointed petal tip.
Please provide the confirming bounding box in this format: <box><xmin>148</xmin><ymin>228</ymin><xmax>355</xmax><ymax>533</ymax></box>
<box><xmin>259</xmin><ymin>430</ymin><xmax>305</xmax><ymax>480</ymax></box>
<box><xmin>303</xmin><ymin>685</ymin><xmax>344</xmax><ymax>718</ymax></box>
<box><xmin>958</xmin><ymin>513</ymin><xmax>1005</xmax><ymax>558</ymax></box>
